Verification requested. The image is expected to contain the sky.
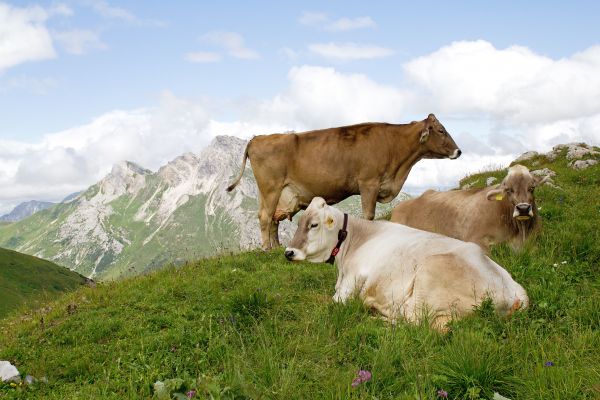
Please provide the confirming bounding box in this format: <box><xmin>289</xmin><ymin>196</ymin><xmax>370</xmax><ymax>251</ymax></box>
<box><xmin>1</xmin><ymin>1</ymin><xmax>600</xmax><ymax>214</ymax></box>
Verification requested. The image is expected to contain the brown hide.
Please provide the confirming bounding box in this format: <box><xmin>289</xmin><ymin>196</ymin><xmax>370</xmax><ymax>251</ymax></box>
<box><xmin>390</xmin><ymin>165</ymin><xmax>542</xmax><ymax>252</ymax></box>
<box><xmin>227</xmin><ymin>114</ymin><xmax>461</xmax><ymax>249</ymax></box>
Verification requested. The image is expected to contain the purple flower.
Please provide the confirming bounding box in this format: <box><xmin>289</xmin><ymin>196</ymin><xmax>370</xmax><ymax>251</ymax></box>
<box><xmin>186</xmin><ymin>390</ymin><xmax>197</xmax><ymax>398</ymax></box>
<box><xmin>544</xmin><ymin>361</ymin><xmax>554</xmax><ymax>367</ymax></box>
<box><xmin>437</xmin><ymin>389</ymin><xmax>449</xmax><ymax>398</ymax></box>
<box><xmin>351</xmin><ymin>370</ymin><xmax>372</xmax><ymax>387</ymax></box>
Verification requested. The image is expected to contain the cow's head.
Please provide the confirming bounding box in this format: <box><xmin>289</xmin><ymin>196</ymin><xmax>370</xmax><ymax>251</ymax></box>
<box><xmin>419</xmin><ymin>113</ymin><xmax>461</xmax><ymax>160</ymax></box>
<box><xmin>284</xmin><ymin>197</ymin><xmax>343</xmax><ymax>263</ymax></box>
<box><xmin>486</xmin><ymin>165</ymin><xmax>548</xmax><ymax>220</ymax></box>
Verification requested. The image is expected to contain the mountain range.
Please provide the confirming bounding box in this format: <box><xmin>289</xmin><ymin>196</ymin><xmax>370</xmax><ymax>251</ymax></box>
<box><xmin>0</xmin><ymin>200</ymin><xmax>55</xmax><ymax>222</ymax></box>
<box><xmin>0</xmin><ymin>136</ymin><xmax>407</xmax><ymax>280</ymax></box>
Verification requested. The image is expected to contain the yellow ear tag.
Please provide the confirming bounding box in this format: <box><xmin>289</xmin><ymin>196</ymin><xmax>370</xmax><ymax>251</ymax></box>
<box><xmin>326</xmin><ymin>216</ymin><xmax>334</xmax><ymax>229</ymax></box>
<box><xmin>495</xmin><ymin>194</ymin><xmax>504</xmax><ymax>201</ymax></box>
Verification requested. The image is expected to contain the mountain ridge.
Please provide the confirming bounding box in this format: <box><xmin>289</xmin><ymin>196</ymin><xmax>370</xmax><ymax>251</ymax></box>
<box><xmin>0</xmin><ymin>135</ymin><xmax>406</xmax><ymax>280</ymax></box>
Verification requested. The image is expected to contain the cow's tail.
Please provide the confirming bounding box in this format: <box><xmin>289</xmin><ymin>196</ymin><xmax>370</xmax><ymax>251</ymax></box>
<box><xmin>226</xmin><ymin>143</ymin><xmax>250</xmax><ymax>192</ymax></box>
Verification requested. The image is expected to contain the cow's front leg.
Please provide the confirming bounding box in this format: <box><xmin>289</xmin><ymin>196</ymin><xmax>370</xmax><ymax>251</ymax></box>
<box><xmin>333</xmin><ymin>287</ymin><xmax>354</xmax><ymax>303</ymax></box>
<box><xmin>269</xmin><ymin>220</ymin><xmax>280</xmax><ymax>248</ymax></box>
<box><xmin>359</xmin><ymin>183</ymin><xmax>379</xmax><ymax>220</ymax></box>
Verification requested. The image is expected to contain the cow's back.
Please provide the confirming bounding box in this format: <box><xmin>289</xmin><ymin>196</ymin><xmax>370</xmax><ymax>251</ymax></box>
<box><xmin>349</xmin><ymin>221</ymin><xmax>527</xmax><ymax>323</ymax></box>
<box><xmin>248</xmin><ymin>123</ymin><xmax>420</xmax><ymax>203</ymax></box>
<box><xmin>390</xmin><ymin>189</ymin><xmax>487</xmax><ymax>245</ymax></box>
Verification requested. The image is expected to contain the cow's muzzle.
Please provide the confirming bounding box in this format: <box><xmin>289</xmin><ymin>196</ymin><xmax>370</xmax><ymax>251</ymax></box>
<box><xmin>448</xmin><ymin>149</ymin><xmax>462</xmax><ymax>159</ymax></box>
<box><xmin>513</xmin><ymin>203</ymin><xmax>533</xmax><ymax>220</ymax></box>
<box><xmin>284</xmin><ymin>247</ymin><xmax>305</xmax><ymax>261</ymax></box>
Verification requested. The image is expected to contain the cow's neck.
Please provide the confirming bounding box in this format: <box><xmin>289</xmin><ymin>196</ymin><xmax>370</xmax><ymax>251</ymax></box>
<box><xmin>390</xmin><ymin>140</ymin><xmax>426</xmax><ymax>192</ymax></box>
<box><xmin>334</xmin><ymin>215</ymin><xmax>378</xmax><ymax>268</ymax></box>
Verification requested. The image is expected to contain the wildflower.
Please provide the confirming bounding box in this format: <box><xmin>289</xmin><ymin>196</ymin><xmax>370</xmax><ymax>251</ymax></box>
<box><xmin>186</xmin><ymin>389</ymin><xmax>197</xmax><ymax>398</ymax></box>
<box><xmin>437</xmin><ymin>389</ymin><xmax>449</xmax><ymax>398</ymax></box>
<box><xmin>544</xmin><ymin>361</ymin><xmax>554</xmax><ymax>367</ymax></box>
<box><xmin>351</xmin><ymin>370</ymin><xmax>372</xmax><ymax>387</ymax></box>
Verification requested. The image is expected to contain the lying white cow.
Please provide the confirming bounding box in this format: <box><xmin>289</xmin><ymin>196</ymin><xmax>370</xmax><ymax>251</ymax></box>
<box><xmin>285</xmin><ymin>197</ymin><xmax>528</xmax><ymax>330</ymax></box>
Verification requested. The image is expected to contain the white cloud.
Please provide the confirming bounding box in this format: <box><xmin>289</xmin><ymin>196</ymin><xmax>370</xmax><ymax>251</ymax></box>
<box><xmin>326</xmin><ymin>16</ymin><xmax>375</xmax><ymax>31</ymax></box>
<box><xmin>246</xmin><ymin>66</ymin><xmax>409</xmax><ymax>129</ymax></box>
<box><xmin>185</xmin><ymin>51</ymin><xmax>222</xmax><ymax>63</ymax></box>
<box><xmin>0</xmin><ymin>91</ymin><xmax>214</xmax><ymax>213</ymax></box>
<box><xmin>199</xmin><ymin>31</ymin><xmax>259</xmax><ymax>60</ymax></box>
<box><xmin>299</xmin><ymin>12</ymin><xmax>375</xmax><ymax>31</ymax></box>
<box><xmin>4</xmin><ymin>41</ymin><xmax>600</xmax><ymax>214</ymax></box>
<box><xmin>0</xmin><ymin>3</ymin><xmax>56</xmax><ymax>72</ymax></box>
<box><xmin>308</xmin><ymin>42</ymin><xmax>394</xmax><ymax>60</ymax></box>
<box><xmin>84</xmin><ymin>0</ymin><xmax>165</xmax><ymax>27</ymax></box>
<box><xmin>403</xmin><ymin>40</ymin><xmax>600</xmax><ymax>125</ymax></box>
<box><xmin>53</xmin><ymin>29</ymin><xmax>107</xmax><ymax>55</ymax></box>
<box><xmin>88</xmin><ymin>0</ymin><xmax>135</xmax><ymax>22</ymax></box>
<box><xmin>299</xmin><ymin>12</ymin><xmax>328</xmax><ymax>26</ymax></box>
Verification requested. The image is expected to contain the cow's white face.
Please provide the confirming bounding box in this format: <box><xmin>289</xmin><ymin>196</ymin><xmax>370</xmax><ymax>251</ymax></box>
<box><xmin>285</xmin><ymin>197</ymin><xmax>341</xmax><ymax>263</ymax></box>
<box><xmin>486</xmin><ymin>164</ymin><xmax>548</xmax><ymax>220</ymax></box>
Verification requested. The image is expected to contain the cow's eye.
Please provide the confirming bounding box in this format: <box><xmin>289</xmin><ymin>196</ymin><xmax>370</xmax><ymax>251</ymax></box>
<box><xmin>505</xmin><ymin>189</ymin><xmax>514</xmax><ymax>194</ymax></box>
<box><xmin>528</xmin><ymin>187</ymin><xmax>534</xmax><ymax>192</ymax></box>
<box><xmin>310</xmin><ymin>223</ymin><xmax>319</xmax><ymax>229</ymax></box>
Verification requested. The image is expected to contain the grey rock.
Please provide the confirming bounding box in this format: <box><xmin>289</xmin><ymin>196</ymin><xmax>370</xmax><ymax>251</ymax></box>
<box><xmin>514</xmin><ymin>151</ymin><xmax>539</xmax><ymax>163</ymax></box>
<box><xmin>486</xmin><ymin>177</ymin><xmax>497</xmax><ymax>186</ymax></box>
<box><xmin>531</xmin><ymin>168</ymin><xmax>557</xmax><ymax>178</ymax></box>
<box><xmin>570</xmin><ymin>159</ymin><xmax>598</xmax><ymax>170</ymax></box>
<box><xmin>548</xmin><ymin>143</ymin><xmax>600</xmax><ymax>161</ymax></box>
<box><xmin>0</xmin><ymin>361</ymin><xmax>20</xmax><ymax>382</ymax></box>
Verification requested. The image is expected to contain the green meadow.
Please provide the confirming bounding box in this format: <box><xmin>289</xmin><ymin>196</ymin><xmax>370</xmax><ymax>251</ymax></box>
<box><xmin>0</xmin><ymin>247</ymin><xmax>85</xmax><ymax>318</ymax></box>
<box><xmin>1</xmin><ymin>147</ymin><xmax>599</xmax><ymax>399</ymax></box>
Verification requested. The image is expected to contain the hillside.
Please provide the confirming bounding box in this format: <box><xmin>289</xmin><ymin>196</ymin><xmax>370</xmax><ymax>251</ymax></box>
<box><xmin>0</xmin><ymin>136</ymin><xmax>407</xmax><ymax>281</ymax></box>
<box><xmin>0</xmin><ymin>247</ymin><xmax>86</xmax><ymax>318</ymax></box>
<box><xmin>0</xmin><ymin>144</ymin><xmax>599</xmax><ymax>399</ymax></box>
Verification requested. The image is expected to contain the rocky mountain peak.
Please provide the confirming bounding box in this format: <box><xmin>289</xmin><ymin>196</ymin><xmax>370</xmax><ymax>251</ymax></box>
<box><xmin>97</xmin><ymin>161</ymin><xmax>151</xmax><ymax>200</ymax></box>
<box><xmin>0</xmin><ymin>200</ymin><xmax>55</xmax><ymax>222</ymax></box>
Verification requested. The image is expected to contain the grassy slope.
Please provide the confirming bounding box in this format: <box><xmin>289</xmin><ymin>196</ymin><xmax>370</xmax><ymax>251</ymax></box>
<box><xmin>0</xmin><ymin>247</ymin><xmax>86</xmax><ymax>318</ymax></box>
<box><xmin>0</xmin><ymin>148</ymin><xmax>599</xmax><ymax>399</ymax></box>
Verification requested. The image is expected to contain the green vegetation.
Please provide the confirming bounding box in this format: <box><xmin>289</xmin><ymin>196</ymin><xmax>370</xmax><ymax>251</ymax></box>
<box><xmin>1</xmin><ymin>148</ymin><xmax>599</xmax><ymax>399</ymax></box>
<box><xmin>0</xmin><ymin>247</ymin><xmax>86</xmax><ymax>318</ymax></box>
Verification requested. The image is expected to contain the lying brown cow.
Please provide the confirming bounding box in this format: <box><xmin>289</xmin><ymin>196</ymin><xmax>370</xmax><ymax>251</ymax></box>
<box><xmin>391</xmin><ymin>164</ymin><xmax>548</xmax><ymax>252</ymax></box>
<box><xmin>227</xmin><ymin>114</ymin><xmax>461</xmax><ymax>249</ymax></box>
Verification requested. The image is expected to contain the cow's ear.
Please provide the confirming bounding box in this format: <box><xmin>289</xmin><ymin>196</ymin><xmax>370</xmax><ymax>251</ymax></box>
<box><xmin>325</xmin><ymin>215</ymin><xmax>335</xmax><ymax>230</ymax></box>
<box><xmin>419</xmin><ymin>130</ymin><xmax>429</xmax><ymax>144</ymax></box>
<box><xmin>486</xmin><ymin>187</ymin><xmax>504</xmax><ymax>201</ymax></box>
<box><xmin>311</xmin><ymin>197</ymin><xmax>327</xmax><ymax>209</ymax></box>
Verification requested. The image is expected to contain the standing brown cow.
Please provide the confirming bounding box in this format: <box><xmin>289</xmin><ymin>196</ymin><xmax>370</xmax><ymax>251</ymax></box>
<box><xmin>227</xmin><ymin>114</ymin><xmax>461</xmax><ymax>249</ymax></box>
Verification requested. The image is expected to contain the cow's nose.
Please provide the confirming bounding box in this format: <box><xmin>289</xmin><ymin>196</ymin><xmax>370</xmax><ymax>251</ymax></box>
<box><xmin>284</xmin><ymin>250</ymin><xmax>295</xmax><ymax>260</ymax></box>
<box><xmin>449</xmin><ymin>149</ymin><xmax>462</xmax><ymax>159</ymax></box>
<box><xmin>516</xmin><ymin>203</ymin><xmax>531</xmax><ymax>213</ymax></box>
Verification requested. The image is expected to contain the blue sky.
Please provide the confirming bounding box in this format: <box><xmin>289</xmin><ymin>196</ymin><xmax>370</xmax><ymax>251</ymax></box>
<box><xmin>1</xmin><ymin>1</ymin><xmax>600</xmax><ymax>212</ymax></box>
